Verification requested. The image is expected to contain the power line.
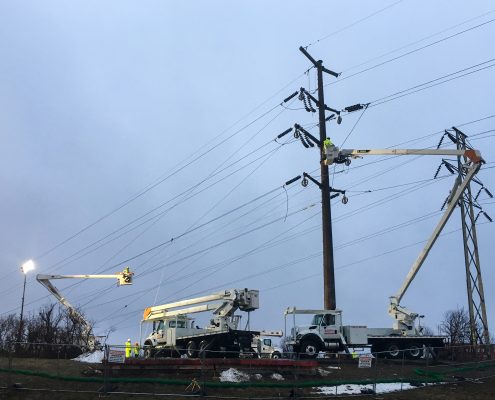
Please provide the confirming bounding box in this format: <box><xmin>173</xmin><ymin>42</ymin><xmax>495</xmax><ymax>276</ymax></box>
<box><xmin>328</xmin><ymin>16</ymin><xmax>495</xmax><ymax>86</ymax></box>
<box><xmin>262</xmin><ymin>222</ymin><xmax>492</xmax><ymax>294</ymax></box>
<box><xmin>29</xmin><ymin>73</ymin><xmax>307</xmax><ymax>265</ymax></box>
<box><xmin>368</xmin><ymin>58</ymin><xmax>495</xmax><ymax>108</ymax></box>
<box><xmin>45</xmin><ymin>143</ymin><xmax>286</xmax><ymax>273</ymax></box>
<box><xmin>304</xmin><ymin>0</ymin><xmax>404</xmax><ymax>48</ymax></box>
<box><xmin>91</xmin><ymin>178</ymin><xmax>452</xmax><ymax>316</ymax></box>
<box><xmin>57</xmin><ymin>180</ymin><xmax>460</xmax><ymax>324</ymax></box>
<box><xmin>341</xmin><ymin>8</ymin><xmax>495</xmax><ymax>74</ymax></box>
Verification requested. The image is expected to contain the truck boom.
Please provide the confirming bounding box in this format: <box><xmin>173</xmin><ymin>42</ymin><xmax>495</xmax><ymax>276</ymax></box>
<box><xmin>141</xmin><ymin>289</ymin><xmax>260</xmax><ymax>358</ymax></box>
<box><xmin>36</xmin><ymin>267</ymin><xmax>133</xmax><ymax>349</ymax></box>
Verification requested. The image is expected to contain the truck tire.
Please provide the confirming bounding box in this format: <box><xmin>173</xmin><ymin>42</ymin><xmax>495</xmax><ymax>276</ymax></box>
<box><xmin>299</xmin><ymin>337</ymin><xmax>321</xmax><ymax>359</ymax></box>
<box><xmin>271</xmin><ymin>351</ymin><xmax>282</xmax><ymax>359</ymax></box>
<box><xmin>385</xmin><ymin>343</ymin><xmax>401</xmax><ymax>359</ymax></box>
<box><xmin>198</xmin><ymin>340</ymin><xmax>209</xmax><ymax>358</ymax></box>
<box><xmin>143</xmin><ymin>345</ymin><xmax>155</xmax><ymax>359</ymax></box>
<box><xmin>186</xmin><ymin>341</ymin><xmax>198</xmax><ymax>358</ymax></box>
<box><xmin>407</xmin><ymin>343</ymin><xmax>422</xmax><ymax>360</ymax></box>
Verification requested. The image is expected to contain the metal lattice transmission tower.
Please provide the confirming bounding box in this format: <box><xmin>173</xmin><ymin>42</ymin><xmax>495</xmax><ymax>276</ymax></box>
<box><xmin>454</xmin><ymin>127</ymin><xmax>490</xmax><ymax>345</ymax></box>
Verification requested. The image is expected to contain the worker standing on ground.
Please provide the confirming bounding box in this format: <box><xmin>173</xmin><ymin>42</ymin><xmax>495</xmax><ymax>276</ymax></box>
<box><xmin>134</xmin><ymin>342</ymin><xmax>140</xmax><ymax>358</ymax></box>
<box><xmin>125</xmin><ymin>338</ymin><xmax>132</xmax><ymax>358</ymax></box>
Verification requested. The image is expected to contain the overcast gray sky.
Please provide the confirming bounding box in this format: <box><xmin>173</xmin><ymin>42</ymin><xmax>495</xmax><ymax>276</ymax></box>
<box><xmin>1</xmin><ymin>0</ymin><xmax>494</xmax><ymax>345</ymax></box>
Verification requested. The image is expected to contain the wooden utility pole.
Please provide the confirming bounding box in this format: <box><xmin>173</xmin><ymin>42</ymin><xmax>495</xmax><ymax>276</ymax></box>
<box><xmin>299</xmin><ymin>47</ymin><xmax>339</xmax><ymax>309</ymax></box>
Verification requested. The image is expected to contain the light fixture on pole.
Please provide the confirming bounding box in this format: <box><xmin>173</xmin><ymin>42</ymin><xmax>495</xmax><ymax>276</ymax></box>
<box><xmin>18</xmin><ymin>259</ymin><xmax>35</xmax><ymax>344</ymax></box>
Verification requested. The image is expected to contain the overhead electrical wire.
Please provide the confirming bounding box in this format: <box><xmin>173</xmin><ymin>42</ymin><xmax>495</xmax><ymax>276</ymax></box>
<box><xmin>304</xmin><ymin>0</ymin><xmax>404</xmax><ymax>49</ymax></box>
<box><xmin>86</xmin><ymin>177</ymin><xmax>452</xmax><ymax>319</ymax></box>
<box><xmin>45</xmin><ymin>143</ymin><xmax>287</xmax><ymax>273</ymax></box>
<box><xmin>27</xmin><ymin>72</ymin><xmax>307</xmax><ymax>267</ymax></box>
<box><xmin>367</xmin><ymin>58</ymin><xmax>495</xmax><ymax>108</ymax></box>
<box><xmin>1</xmin><ymin>178</ymin><xmax>296</xmax><ymax>313</ymax></box>
<box><xmin>262</xmin><ymin>222</ymin><xmax>492</xmax><ymax>294</ymax></box>
<box><xmin>77</xmin><ymin>173</ymin><xmax>476</xmax><ymax>326</ymax></box>
<box><xmin>18</xmin><ymin>98</ymin><xmax>296</xmax><ymax>306</ymax></box>
<box><xmin>327</xmin><ymin>16</ymin><xmax>495</xmax><ymax>86</ymax></box>
<box><xmin>178</xmin><ymin>102</ymin><xmax>294</xmax><ymax>235</ymax></box>
<box><xmin>341</xmin><ymin>8</ymin><xmax>495</xmax><ymax>74</ymax></box>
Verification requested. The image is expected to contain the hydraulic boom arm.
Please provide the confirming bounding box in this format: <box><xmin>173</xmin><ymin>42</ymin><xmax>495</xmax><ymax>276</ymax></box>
<box><xmin>325</xmin><ymin>147</ymin><xmax>482</xmax><ymax>165</ymax></box>
<box><xmin>36</xmin><ymin>267</ymin><xmax>133</xmax><ymax>348</ymax></box>
<box><xmin>143</xmin><ymin>288</ymin><xmax>259</xmax><ymax>322</ymax></box>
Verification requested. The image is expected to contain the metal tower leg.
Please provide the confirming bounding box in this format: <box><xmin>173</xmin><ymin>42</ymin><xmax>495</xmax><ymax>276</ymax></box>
<box><xmin>455</xmin><ymin>128</ymin><xmax>490</xmax><ymax>345</ymax></box>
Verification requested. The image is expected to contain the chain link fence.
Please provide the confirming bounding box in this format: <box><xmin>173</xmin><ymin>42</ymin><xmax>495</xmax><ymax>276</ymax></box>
<box><xmin>1</xmin><ymin>342</ymin><xmax>494</xmax><ymax>398</ymax></box>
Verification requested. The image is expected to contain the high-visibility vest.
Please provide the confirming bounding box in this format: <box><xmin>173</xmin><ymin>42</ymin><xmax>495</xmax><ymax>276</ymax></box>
<box><xmin>133</xmin><ymin>343</ymin><xmax>140</xmax><ymax>357</ymax></box>
<box><xmin>125</xmin><ymin>340</ymin><xmax>132</xmax><ymax>358</ymax></box>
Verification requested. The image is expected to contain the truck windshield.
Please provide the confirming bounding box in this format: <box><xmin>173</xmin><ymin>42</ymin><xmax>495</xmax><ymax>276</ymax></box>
<box><xmin>312</xmin><ymin>314</ymin><xmax>335</xmax><ymax>326</ymax></box>
<box><xmin>169</xmin><ymin>320</ymin><xmax>186</xmax><ymax>328</ymax></box>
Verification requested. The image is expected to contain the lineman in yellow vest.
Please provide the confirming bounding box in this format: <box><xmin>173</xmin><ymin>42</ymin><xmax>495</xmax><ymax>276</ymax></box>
<box><xmin>323</xmin><ymin>137</ymin><xmax>333</xmax><ymax>152</ymax></box>
<box><xmin>133</xmin><ymin>342</ymin><xmax>140</xmax><ymax>358</ymax></box>
<box><xmin>323</xmin><ymin>137</ymin><xmax>335</xmax><ymax>161</ymax></box>
<box><xmin>125</xmin><ymin>338</ymin><xmax>132</xmax><ymax>358</ymax></box>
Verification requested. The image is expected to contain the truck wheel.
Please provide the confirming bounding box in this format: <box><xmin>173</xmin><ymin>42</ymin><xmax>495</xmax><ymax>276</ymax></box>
<box><xmin>300</xmin><ymin>338</ymin><xmax>320</xmax><ymax>358</ymax></box>
<box><xmin>271</xmin><ymin>351</ymin><xmax>281</xmax><ymax>359</ymax></box>
<box><xmin>386</xmin><ymin>343</ymin><xmax>401</xmax><ymax>359</ymax></box>
<box><xmin>198</xmin><ymin>340</ymin><xmax>209</xmax><ymax>358</ymax></box>
<box><xmin>143</xmin><ymin>346</ymin><xmax>155</xmax><ymax>359</ymax></box>
<box><xmin>407</xmin><ymin>343</ymin><xmax>422</xmax><ymax>359</ymax></box>
<box><xmin>186</xmin><ymin>341</ymin><xmax>198</xmax><ymax>358</ymax></box>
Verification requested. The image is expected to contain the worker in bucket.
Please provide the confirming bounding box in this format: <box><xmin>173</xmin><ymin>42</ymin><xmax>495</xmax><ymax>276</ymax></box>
<box><xmin>323</xmin><ymin>137</ymin><xmax>335</xmax><ymax>161</ymax></box>
<box><xmin>133</xmin><ymin>342</ymin><xmax>140</xmax><ymax>358</ymax></box>
<box><xmin>125</xmin><ymin>338</ymin><xmax>132</xmax><ymax>358</ymax></box>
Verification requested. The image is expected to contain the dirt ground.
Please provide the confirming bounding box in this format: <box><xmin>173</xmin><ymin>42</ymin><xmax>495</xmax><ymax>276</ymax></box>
<box><xmin>1</xmin><ymin>356</ymin><xmax>495</xmax><ymax>399</ymax></box>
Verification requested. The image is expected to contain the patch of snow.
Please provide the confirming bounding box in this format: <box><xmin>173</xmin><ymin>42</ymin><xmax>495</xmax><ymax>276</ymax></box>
<box><xmin>314</xmin><ymin>382</ymin><xmax>420</xmax><ymax>395</ymax></box>
<box><xmin>254</xmin><ymin>374</ymin><xmax>262</xmax><ymax>380</ymax></box>
<box><xmin>317</xmin><ymin>368</ymin><xmax>332</xmax><ymax>376</ymax></box>
<box><xmin>219</xmin><ymin>368</ymin><xmax>250</xmax><ymax>383</ymax></box>
<box><xmin>72</xmin><ymin>350</ymin><xmax>104</xmax><ymax>363</ymax></box>
<box><xmin>271</xmin><ymin>373</ymin><xmax>284</xmax><ymax>381</ymax></box>
<box><xmin>326</xmin><ymin>365</ymin><xmax>341</xmax><ymax>370</ymax></box>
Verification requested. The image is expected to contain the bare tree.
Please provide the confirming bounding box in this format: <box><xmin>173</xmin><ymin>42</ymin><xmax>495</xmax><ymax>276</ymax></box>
<box><xmin>421</xmin><ymin>326</ymin><xmax>434</xmax><ymax>336</ymax></box>
<box><xmin>0</xmin><ymin>314</ymin><xmax>18</xmax><ymax>353</ymax></box>
<box><xmin>0</xmin><ymin>303</ymin><xmax>91</xmax><ymax>357</ymax></box>
<box><xmin>439</xmin><ymin>307</ymin><xmax>471</xmax><ymax>344</ymax></box>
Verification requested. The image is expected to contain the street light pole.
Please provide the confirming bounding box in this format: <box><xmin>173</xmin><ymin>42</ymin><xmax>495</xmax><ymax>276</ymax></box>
<box><xmin>18</xmin><ymin>260</ymin><xmax>35</xmax><ymax>344</ymax></box>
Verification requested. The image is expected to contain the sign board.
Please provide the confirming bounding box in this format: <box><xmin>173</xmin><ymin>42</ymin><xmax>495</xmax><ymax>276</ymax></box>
<box><xmin>358</xmin><ymin>354</ymin><xmax>373</xmax><ymax>368</ymax></box>
<box><xmin>107</xmin><ymin>349</ymin><xmax>126</xmax><ymax>364</ymax></box>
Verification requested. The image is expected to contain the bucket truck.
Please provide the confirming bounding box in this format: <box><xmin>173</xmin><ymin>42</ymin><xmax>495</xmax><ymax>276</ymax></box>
<box><xmin>36</xmin><ymin>267</ymin><xmax>134</xmax><ymax>350</ymax></box>
<box><xmin>285</xmin><ymin>144</ymin><xmax>483</xmax><ymax>359</ymax></box>
<box><xmin>141</xmin><ymin>289</ymin><xmax>260</xmax><ymax>358</ymax></box>
<box><xmin>252</xmin><ymin>330</ymin><xmax>284</xmax><ymax>359</ymax></box>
